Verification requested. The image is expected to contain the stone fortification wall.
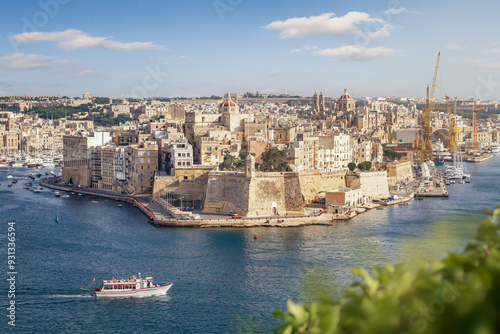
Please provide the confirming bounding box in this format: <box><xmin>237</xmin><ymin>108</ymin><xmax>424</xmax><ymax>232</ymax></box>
<box><xmin>284</xmin><ymin>174</ymin><xmax>305</xmax><ymax>213</ymax></box>
<box><xmin>152</xmin><ymin>175</ymin><xmax>178</xmax><ymax>199</ymax></box>
<box><xmin>152</xmin><ymin>167</ymin><xmax>213</xmax><ymax>199</ymax></box>
<box><xmin>386</xmin><ymin>161</ymin><xmax>413</xmax><ymax>186</ymax></box>
<box><xmin>297</xmin><ymin>171</ymin><xmax>346</xmax><ymax>203</ymax></box>
<box><xmin>203</xmin><ymin>171</ymin><xmax>307</xmax><ymax>217</ymax></box>
<box><xmin>203</xmin><ymin>172</ymin><xmax>250</xmax><ymax>215</ymax></box>
<box><xmin>347</xmin><ymin>171</ymin><xmax>389</xmax><ymax>199</ymax></box>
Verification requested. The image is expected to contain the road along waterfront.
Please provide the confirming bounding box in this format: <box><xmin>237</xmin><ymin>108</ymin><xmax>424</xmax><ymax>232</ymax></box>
<box><xmin>0</xmin><ymin>154</ymin><xmax>499</xmax><ymax>333</ymax></box>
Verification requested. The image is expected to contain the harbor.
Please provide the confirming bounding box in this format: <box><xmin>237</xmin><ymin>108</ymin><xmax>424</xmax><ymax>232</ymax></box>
<box><xmin>1</xmin><ymin>153</ymin><xmax>499</xmax><ymax>334</ymax></box>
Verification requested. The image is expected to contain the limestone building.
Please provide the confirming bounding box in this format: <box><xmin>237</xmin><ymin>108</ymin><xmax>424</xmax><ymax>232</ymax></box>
<box><xmin>338</xmin><ymin>89</ymin><xmax>355</xmax><ymax>112</ymax></box>
<box><xmin>62</xmin><ymin>131</ymin><xmax>112</xmax><ymax>186</ymax></box>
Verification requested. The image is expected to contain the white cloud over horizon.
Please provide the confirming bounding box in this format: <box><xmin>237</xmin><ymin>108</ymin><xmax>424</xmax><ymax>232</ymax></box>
<box><xmin>11</xmin><ymin>29</ymin><xmax>164</xmax><ymax>51</ymax></box>
<box><xmin>0</xmin><ymin>53</ymin><xmax>73</xmax><ymax>70</ymax></box>
<box><xmin>264</xmin><ymin>12</ymin><xmax>391</xmax><ymax>39</ymax></box>
<box><xmin>314</xmin><ymin>45</ymin><xmax>401</xmax><ymax>61</ymax></box>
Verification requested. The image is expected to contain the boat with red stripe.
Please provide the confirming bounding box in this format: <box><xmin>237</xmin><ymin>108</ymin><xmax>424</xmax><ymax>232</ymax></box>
<box><xmin>94</xmin><ymin>273</ymin><xmax>173</xmax><ymax>298</ymax></box>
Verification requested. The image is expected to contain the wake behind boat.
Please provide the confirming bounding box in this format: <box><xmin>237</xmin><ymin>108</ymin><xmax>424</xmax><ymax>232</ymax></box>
<box><xmin>94</xmin><ymin>274</ymin><xmax>172</xmax><ymax>298</ymax></box>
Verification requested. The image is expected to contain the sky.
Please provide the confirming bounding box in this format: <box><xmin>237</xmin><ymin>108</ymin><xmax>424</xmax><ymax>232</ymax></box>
<box><xmin>1</xmin><ymin>0</ymin><xmax>500</xmax><ymax>100</ymax></box>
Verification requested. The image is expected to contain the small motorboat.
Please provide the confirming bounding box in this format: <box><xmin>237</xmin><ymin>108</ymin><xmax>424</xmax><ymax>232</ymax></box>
<box><xmin>60</xmin><ymin>194</ymin><xmax>70</xmax><ymax>198</ymax></box>
<box><xmin>33</xmin><ymin>189</ymin><xmax>42</xmax><ymax>193</ymax></box>
<box><xmin>465</xmin><ymin>179</ymin><xmax>471</xmax><ymax>183</ymax></box>
<box><xmin>79</xmin><ymin>193</ymin><xmax>86</xmax><ymax>197</ymax></box>
<box><xmin>8</xmin><ymin>183</ymin><xmax>12</xmax><ymax>187</ymax></box>
<box><xmin>376</xmin><ymin>207</ymin><xmax>384</xmax><ymax>210</ymax></box>
<box><xmin>54</xmin><ymin>191</ymin><xmax>60</xmax><ymax>197</ymax></box>
<box><xmin>416</xmin><ymin>197</ymin><xmax>424</xmax><ymax>200</ymax></box>
<box><xmin>6</xmin><ymin>174</ymin><xmax>13</xmax><ymax>179</ymax></box>
<box><xmin>94</xmin><ymin>274</ymin><xmax>173</xmax><ymax>298</ymax></box>
<box><xmin>92</xmin><ymin>201</ymin><xmax>99</xmax><ymax>203</ymax></box>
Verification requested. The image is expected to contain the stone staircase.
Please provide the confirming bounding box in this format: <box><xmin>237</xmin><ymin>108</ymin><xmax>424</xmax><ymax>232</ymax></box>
<box><xmin>154</xmin><ymin>198</ymin><xmax>200</xmax><ymax>220</ymax></box>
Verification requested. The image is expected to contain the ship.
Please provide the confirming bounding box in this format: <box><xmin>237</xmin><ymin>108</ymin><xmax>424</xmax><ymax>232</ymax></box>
<box><xmin>380</xmin><ymin>195</ymin><xmax>413</xmax><ymax>206</ymax></box>
<box><xmin>490</xmin><ymin>143</ymin><xmax>499</xmax><ymax>154</ymax></box>
<box><xmin>94</xmin><ymin>274</ymin><xmax>173</xmax><ymax>298</ymax></box>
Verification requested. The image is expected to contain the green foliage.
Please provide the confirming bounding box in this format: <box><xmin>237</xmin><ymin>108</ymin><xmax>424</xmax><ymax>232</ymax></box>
<box><xmin>357</xmin><ymin>161</ymin><xmax>372</xmax><ymax>171</ymax></box>
<box><xmin>384</xmin><ymin>149</ymin><xmax>403</xmax><ymax>161</ymax></box>
<box><xmin>93</xmin><ymin>97</ymin><xmax>110</xmax><ymax>104</ymax></box>
<box><xmin>90</xmin><ymin>113</ymin><xmax>132</xmax><ymax>127</ymax></box>
<box><xmin>219</xmin><ymin>150</ymin><xmax>248</xmax><ymax>171</ymax></box>
<box><xmin>348</xmin><ymin>162</ymin><xmax>357</xmax><ymax>171</ymax></box>
<box><xmin>261</xmin><ymin>148</ymin><xmax>290</xmax><ymax>172</ymax></box>
<box><xmin>274</xmin><ymin>204</ymin><xmax>500</xmax><ymax>334</ymax></box>
<box><xmin>32</xmin><ymin>104</ymin><xmax>91</xmax><ymax>119</ymax></box>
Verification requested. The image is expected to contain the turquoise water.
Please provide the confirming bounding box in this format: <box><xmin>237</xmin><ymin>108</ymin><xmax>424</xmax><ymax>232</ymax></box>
<box><xmin>1</xmin><ymin>155</ymin><xmax>499</xmax><ymax>333</ymax></box>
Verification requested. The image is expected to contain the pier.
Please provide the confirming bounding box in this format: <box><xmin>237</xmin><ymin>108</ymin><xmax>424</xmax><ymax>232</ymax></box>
<box><xmin>413</xmin><ymin>162</ymin><xmax>450</xmax><ymax>197</ymax></box>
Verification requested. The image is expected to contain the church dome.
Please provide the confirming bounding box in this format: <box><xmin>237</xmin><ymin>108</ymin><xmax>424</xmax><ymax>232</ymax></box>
<box><xmin>220</xmin><ymin>100</ymin><xmax>236</xmax><ymax>107</ymax></box>
<box><xmin>340</xmin><ymin>89</ymin><xmax>352</xmax><ymax>99</ymax></box>
<box><xmin>219</xmin><ymin>92</ymin><xmax>236</xmax><ymax>108</ymax></box>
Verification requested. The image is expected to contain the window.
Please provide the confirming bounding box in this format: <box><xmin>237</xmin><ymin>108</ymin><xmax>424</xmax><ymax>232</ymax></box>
<box><xmin>187</xmin><ymin>153</ymin><xmax>190</xmax><ymax>157</ymax></box>
<box><xmin>178</xmin><ymin>153</ymin><xmax>181</xmax><ymax>157</ymax></box>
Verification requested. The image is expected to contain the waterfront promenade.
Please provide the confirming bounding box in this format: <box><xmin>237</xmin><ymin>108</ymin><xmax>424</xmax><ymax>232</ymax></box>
<box><xmin>41</xmin><ymin>177</ymin><xmax>337</xmax><ymax>227</ymax></box>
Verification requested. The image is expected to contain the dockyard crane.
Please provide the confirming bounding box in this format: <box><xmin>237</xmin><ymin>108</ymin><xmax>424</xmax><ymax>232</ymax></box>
<box><xmin>420</xmin><ymin>52</ymin><xmax>441</xmax><ymax>161</ymax></box>
<box><xmin>445</xmin><ymin>95</ymin><xmax>459</xmax><ymax>153</ymax></box>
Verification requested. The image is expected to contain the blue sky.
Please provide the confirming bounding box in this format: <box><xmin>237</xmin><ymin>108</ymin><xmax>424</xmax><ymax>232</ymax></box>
<box><xmin>1</xmin><ymin>0</ymin><xmax>499</xmax><ymax>99</ymax></box>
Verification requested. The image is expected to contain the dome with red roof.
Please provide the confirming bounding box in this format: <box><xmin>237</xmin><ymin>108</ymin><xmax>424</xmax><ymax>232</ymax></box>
<box><xmin>219</xmin><ymin>92</ymin><xmax>238</xmax><ymax>111</ymax></box>
<box><xmin>340</xmin><ymin>88</ymin><xmax>352</xmax><ymax>100</ymax></box>
<box><xmin>220</xmin><ymin>100</ymin><xmax>236</xmax><ymax>107</ymax></box>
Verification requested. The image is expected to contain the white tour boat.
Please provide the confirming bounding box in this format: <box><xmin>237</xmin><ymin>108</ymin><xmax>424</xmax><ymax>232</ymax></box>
<box><xmin>94</xmin><ymin>274</ymin><xmax>172</xmax><ymax>298</ymax></box>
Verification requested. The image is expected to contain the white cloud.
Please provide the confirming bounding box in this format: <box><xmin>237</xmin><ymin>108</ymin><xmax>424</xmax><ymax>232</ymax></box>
<box><xmin>0</xmin><ymin>53</ymin><xmax>73</xmax><ymax>70</ymax></box>
<box><xmin>313</xmin><ymin>45</ymin><xmax>401</xmax><ymax>61</ymax></box>
<box><xmin>482</xmin><ymin>48</ymin><xmax>500</xmax><ymax>54</ymax></box>
<box><xmin>290</xmin><ymin>45</ymin><xmax>319</xmax><ymax>53</ymax></box>
<box><xmin>264</xmin><ymin>12</ymin><xmax>390</xmax><ymax>39</ymax></box>
<box><xmin>469</xmin><ymin>59</ymin><xmax>500</xmax><ymax>70</ymax></box>
<box><xmin>368</xmin><ymin>23</ymin><xmax>393</xmax><ymax>39</ymax></box>
<box><xmin>384</xmin><ymin>7</ymin><xmax>420</xmax><ymax>15</ymax></box>
<box><xmin>12</xmin><ymin>29</ymin><xmax>163</xmax><ymax>51</ymax></box>
<box><xmin>445</xmin><ymin>43</ymin><xmax>466</xmax><ymax>50</ymax></box>
<box><xmin>74</xmin><ymin>69</ymin><xmax>98</xmax><ymax>77</ymax></box>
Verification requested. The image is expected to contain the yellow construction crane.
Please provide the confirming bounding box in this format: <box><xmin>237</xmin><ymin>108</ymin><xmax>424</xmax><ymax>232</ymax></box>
<box><xmin>420</xmin><ymin>52</ymin><xmax>440</xmax><ymax>161</ymax></box>
<box><xmin>445</xmin><ymin>95</ymin><xmax>459</xmax><ymax>153</ymax></box>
